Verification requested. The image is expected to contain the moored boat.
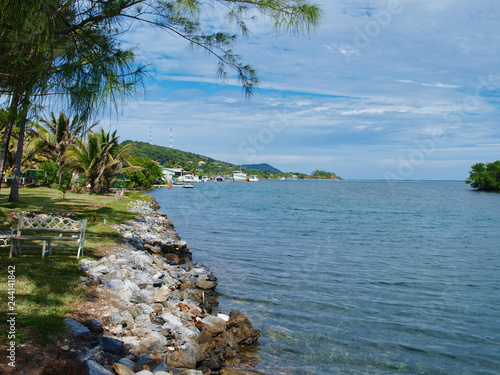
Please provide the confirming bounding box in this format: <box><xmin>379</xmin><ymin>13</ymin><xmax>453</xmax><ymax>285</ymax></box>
<box><xmin>178</xmin><ymin>174</ymin><xmax>194</xmax><ymax>183</ymax></box>
<box><xmin>233</xmin><ymin>171</ymin><xmax>248</xmax><ymax>182</ymax></box>
<box><xmin>248</xmin><ymin>175</ymin><xmax>259</xmax><ymax>182</ymax></box>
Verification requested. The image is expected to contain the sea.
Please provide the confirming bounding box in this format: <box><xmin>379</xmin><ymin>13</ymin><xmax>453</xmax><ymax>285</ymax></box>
<box><xmin>148</xmin><ymin>180</ymin><xmax>500</xmax><ymax>375</ymax></box>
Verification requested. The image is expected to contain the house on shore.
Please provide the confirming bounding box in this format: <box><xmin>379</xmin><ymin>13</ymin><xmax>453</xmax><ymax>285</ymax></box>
<box><xmin>162</xmin><ymin>168</ymin><xmax>187</xmax><ymax>182</ymax></box>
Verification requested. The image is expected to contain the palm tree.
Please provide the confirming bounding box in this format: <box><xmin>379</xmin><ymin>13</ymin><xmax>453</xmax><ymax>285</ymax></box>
<box><xmin>64</xmin><ymin>128</ymin><xmax>141</xmax><ymax>193</ymax></box>
<box><xmin>100</xmin><ymin>143</ymin><xmax>142</xmax><ymax>191</ymax></box>
<box><xmin>33</xmin><ymin>111</ymin><xmax>98</xmax><ymax>184</ymax></box>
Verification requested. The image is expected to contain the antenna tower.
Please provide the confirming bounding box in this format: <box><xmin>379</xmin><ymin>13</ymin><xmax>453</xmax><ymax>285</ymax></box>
<box><xmin>170</xmin><ymin>128</ymin><xmax>173</xmax><ymax>149</ymax></box>
<box><xmin>149</xmin><ymin>125</ymin><xmax>152</xmax><ymax>145</ymax></box>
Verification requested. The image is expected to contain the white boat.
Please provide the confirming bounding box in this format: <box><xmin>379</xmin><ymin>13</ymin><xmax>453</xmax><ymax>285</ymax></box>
<box><xmin>201</xmin><ymin>176</ymin><xmax>209</xmax><ymax>182</ymax></box>
<box><xmin>233</xmin><ymin>170</ymin><xmax>248</xmax><ymax>182</ymax></box>
<box><xmin>214</xmin><ymin>175</ymin><xmax>224</xmax><ymax>182</ymax></box>
<box><xmin>178</xmin><ymin>174</ymin><xmax>194</xmax><ymax>183</ymax></box>
<box><xmin>248</xmin><ymin>175</ymin><xmax>259</xmax><ymax>182</ymax></box>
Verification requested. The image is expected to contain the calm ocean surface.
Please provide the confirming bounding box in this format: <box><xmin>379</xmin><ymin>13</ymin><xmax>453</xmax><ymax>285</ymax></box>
<box><xmin>149</xmin><ymin>180</ymin><xmax>500</xmax><ymax>374</ymax></box>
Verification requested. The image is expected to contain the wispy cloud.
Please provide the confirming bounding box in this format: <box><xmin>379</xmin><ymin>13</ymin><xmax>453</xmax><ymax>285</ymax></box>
<box><xmin>396</xmin><ymin>79</ymin><xmax>461</xmax><ymax>89</ymax></box>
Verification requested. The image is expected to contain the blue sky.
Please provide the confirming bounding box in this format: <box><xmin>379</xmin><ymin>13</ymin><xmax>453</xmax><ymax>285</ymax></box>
<box><xmin>105</xmin><ymin>0</ymin><xmax>500</xmax><ymax>180</ymax></box>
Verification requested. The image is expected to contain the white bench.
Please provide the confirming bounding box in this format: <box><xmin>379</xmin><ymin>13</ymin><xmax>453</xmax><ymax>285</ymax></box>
<box><xmin>0</xmin><ymin>229</ymin><xmax>11</xmax><ymax>247</ymax></box>
<box><xmin>10</xmin><ymin>216</ymin><xmax>87</xmax><ymax>259</ymax></box>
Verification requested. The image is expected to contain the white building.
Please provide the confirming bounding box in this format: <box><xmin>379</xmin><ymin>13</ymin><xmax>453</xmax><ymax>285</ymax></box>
<box><xmin>162</xmin><ymin>168</ymin><xmax>186</xmax><ymax>181</ymax></box>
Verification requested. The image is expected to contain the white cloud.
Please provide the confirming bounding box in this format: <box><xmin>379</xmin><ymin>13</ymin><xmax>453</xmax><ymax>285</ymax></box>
<box><xmin>396</xmin><ymin>79</ymin><xmax>461</xmax><ymax>89</ymax></box>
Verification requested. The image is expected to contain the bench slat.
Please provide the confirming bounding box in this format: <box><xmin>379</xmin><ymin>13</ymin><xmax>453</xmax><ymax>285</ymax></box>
<box><xmin>17</xmin><ymin>228</ymin><xmax>81</xmax><ymax>233</ymax></box>
<box><xmin>12</xmin><ymin>236</ymin><xmax>80</xmax><ymax>241</ymax></box>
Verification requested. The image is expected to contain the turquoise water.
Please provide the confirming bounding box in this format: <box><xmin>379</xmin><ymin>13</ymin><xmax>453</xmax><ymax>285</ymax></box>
<box><xmin>149</xmin><ymin>180</ymin><xmax>500</xmax><ymax>374</ymax></box>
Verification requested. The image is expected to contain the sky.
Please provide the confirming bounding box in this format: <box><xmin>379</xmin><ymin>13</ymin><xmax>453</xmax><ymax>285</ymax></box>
<box><xmin>104</xmin><ymin>0</ymin><xmax>500</xmax><ymax>180</ymax></box>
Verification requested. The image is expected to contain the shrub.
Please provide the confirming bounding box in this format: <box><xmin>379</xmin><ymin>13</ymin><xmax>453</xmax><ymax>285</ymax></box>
<box><xmin>127</xmin><ymin>156</ymin><xmax>164</xmax><ymax>188</ymax></box>
<box><xmin>466</xmin><ymin>161</ymin><xmax>500</xmax><ymax>191</ymax></box>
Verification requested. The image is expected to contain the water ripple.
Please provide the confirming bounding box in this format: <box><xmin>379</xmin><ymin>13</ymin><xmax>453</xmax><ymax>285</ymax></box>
<box><xmin>150</xmin><ymin>181</ymin><xmax>500</xmax><ymax>374</ymax></box>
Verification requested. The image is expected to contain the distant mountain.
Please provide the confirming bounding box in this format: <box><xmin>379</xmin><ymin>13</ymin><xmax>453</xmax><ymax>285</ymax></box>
<box><xmin>241</xmin><ymin>163</ymin><xmax>282</xmax><ymax>173</ymax></box>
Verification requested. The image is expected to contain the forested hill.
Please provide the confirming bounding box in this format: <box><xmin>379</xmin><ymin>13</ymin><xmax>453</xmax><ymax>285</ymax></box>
<box><xmin>122</xmin><ymin>140</ymin><xmax>228</xmax><ymax>168</ymax></box>
<box><xmin>123</xmin><ymin>140</ymin><xmax>341</xmax><ymax>179</ymax></box>
<box><xmin>122</xmin><ymin>141</ymin><xmax>285</xmax><ymax>178</ymax></box>
<box><xmin>241</xmin><ymin>163</ymin><xmax>282</xmax><ymax>173</ymax></box>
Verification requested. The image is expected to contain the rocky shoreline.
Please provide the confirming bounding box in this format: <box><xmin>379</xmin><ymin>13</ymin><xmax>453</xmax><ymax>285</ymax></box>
<box><xmin>68</xmin><ymin>199</ymin><xmax>260</xmax><ymax>375</ymax></box>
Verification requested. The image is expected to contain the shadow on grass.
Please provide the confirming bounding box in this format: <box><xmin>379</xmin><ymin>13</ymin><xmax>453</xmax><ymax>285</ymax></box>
<box><xmin>0</xmin><ymin>186</ymin><xmax>147</xmax><ymax>343</ymax></box>
<box><xmin>0</xmin><ymin>188</ymin><xmax>134</xmax><ymax>228</ymax></box>
<box><xmin>0</xmin><ymin>245</ymin><xmax>86</xmax><ymax>343</ymax></box>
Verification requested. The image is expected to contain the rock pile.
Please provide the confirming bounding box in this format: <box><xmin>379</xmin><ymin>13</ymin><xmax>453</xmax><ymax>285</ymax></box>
<box><xmin>71</xmin><ymin>199</ymin><xmax>259</xmax><ymax>374</ymax></box>
<box><xmin>114</xmin><ymin>200</ymin><xmax>193</xmax><ymax>265</ymax></box>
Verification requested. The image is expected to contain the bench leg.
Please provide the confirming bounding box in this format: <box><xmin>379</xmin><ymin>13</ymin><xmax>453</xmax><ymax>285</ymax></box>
<box><xmin>10</xmin><ymin>239</ymin><xmax>19</xmax><ymax>257</ymax></box>
<box><xmin>77</xmin><ymin>242</ymin><xmax>83</xmax><ymax>259</ymax></box>
<box><xmin>41</xmin><ymin>240</ymin><xmax>53</xmax><ymax>258</ymax></box>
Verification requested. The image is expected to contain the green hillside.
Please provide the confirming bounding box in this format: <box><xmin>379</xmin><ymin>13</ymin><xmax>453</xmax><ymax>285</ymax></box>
<box><xmin>123</xmin><ymin>140</ymin><xmax>341</xmax><ymax>180</ymax></box>
<box><xmin>123</xmin><ymin>141</ymin><xmax>280</xmax><ymax>178</ymax></box>
<box><xmin>241</xmin><ymin>163</ymin><xmax>282</xmax><ymax>173</ymax></box>
<box><xmin>123</xmin><ymin>140</ymin><xmax>231</xmax><ymax>170</ymax></box>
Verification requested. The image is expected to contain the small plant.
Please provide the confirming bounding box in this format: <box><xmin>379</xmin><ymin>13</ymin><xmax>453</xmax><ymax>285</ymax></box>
<box><xmin>87</xmin><ymin>212</ymin><xmax>98</xmax><ymax>222</ymax></box>
<box><xmin>58</xmin><ymin>184</ymin><xmax>68</xmax><ymax>198</ymax></box>
<box><xmin>73</xmin><ymin>185</ymin><xmax>82</xmax><ymax>195</ymax></box>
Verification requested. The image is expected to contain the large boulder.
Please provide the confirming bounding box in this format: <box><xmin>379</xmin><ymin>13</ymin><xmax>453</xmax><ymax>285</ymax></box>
<box><xmin>201</xmin><ymin>316</ymin><xmax>227</xmax><ymax>337</ymax></box>
<box><xmin>113</xmin><ymin>362</ymin><xmax>135</xmax><ymax>375</ymax></box>
<box><xmin>164</xmin><ymin>343</ymin><xmax>198</xmax><ymax>369</ymax></box>
<box><xmin>82</xmin><ymin>360</ymin><xmax>113</xmax><ymax>375</ymax></box>
<box><xmin>154</xmin><ymin>284</ymin><xmax>172</xmax><ymax>301</ymax></box>
<box><xmin>98</xmin><ymin>336</ymin><xmax>125</xmax><ymax>355</ymax></box>
<box><xmin>130</xmin><ymin>290</ymin><xmax>151</xmax><ymax>304</ymax></box>
<box><xmin>227</xmin><ymin>311</ymin><xmax>260</xmax><ymax>345</ymax></box>
<box><xmin>63</xmin><ymin>318</ymin><xmax>91</xmax><ymax>337</ymax></box>
<box><xmin>134</xmin><ymin>271</ymin><xmax>154</xmax><ymax>288</ymax></box>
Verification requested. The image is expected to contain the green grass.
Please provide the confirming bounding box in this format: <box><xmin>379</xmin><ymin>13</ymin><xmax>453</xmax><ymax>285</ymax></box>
<box><xmin>0</xmin><ymin>186</ymin><xmax>149</xmax><ymax>343</ymax></box>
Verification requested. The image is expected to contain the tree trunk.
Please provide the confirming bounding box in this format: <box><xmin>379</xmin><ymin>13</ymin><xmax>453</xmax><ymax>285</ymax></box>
<box><xmin>8</xmin><ymin>98</ymin><xmax>30</xmax><ymax>203</ymax></box>
<box><xmin>58</xmin><ymin>169</ymin><xmax>64</xmax><ymax>185</ymax></box>
<box><xmin>0</xmin><ymin>93</ymin><xmax>21</xmax><ymax>192</ymax></box>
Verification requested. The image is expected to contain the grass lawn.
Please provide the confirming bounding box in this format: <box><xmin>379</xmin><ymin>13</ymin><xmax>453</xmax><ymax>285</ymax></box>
<box><xmin>0</xmin><ymin>186</ymin><xmax>149</xmax><ymax>343</ymax></box>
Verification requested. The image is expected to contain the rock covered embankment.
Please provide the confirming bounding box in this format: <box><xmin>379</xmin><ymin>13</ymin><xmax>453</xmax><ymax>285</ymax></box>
<box><xmin>71</xmin><ymin>199</ymin><xmax>259</xmax><ymax>374</ymax></box>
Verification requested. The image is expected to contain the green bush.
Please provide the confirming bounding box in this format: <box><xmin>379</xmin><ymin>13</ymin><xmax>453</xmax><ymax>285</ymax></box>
<box><xmin>127</xmin><ymin>156</ymin><xmax>164</xmax><ymax>188</ymax></box>
<box><xmin>466</xmin><ymin>161</ymin><xmax>500</xmax><ymax>191</ymax></box>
